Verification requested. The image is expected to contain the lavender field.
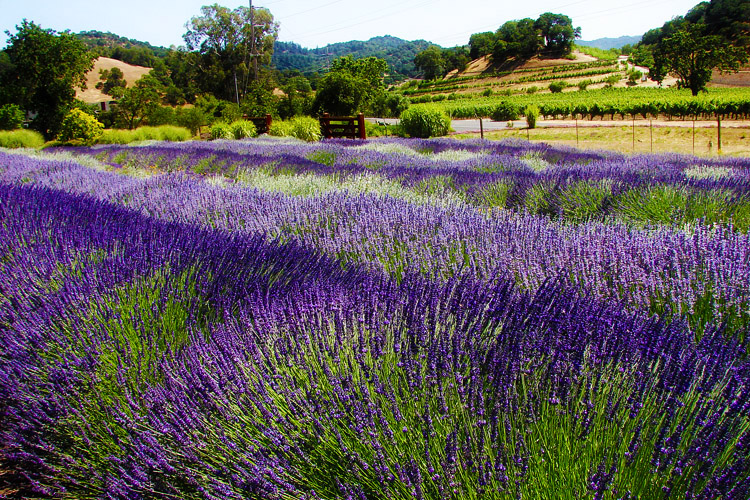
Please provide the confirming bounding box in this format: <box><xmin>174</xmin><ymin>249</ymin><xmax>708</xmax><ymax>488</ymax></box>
<box><xmin>1</xmin><ymin>137</ymin><xmax>749</xmax><ymax>499</ymax></box>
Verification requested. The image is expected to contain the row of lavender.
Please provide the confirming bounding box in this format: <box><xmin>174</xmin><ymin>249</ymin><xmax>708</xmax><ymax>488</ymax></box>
<box><xmin>60</xmin><ymin>138</ymin><xmax>750</xmax><ymax>230</ymax></box>
<box><xmin>1</xmin><ymin>182</ymin><xmax>748</xmax><ymax>499</ymax></box>
<box><xmin>3</xmin><ymin>148</ymin><xmax>749</xmax><ymax>337</ymax></box>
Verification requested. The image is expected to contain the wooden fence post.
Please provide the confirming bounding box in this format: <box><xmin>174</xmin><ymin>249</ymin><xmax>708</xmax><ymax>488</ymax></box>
<box><xmin>321</xmin><ymin>113</ymin><xmax>331</xmax><ymax>139</ymax></box>
<box><xmin>358</xmin><ymin>113</ymin><xmax>366</xmax><ymax>140</ymax></box>
<box><xmin>717</xmin><ymin>114</ymin><xmax>722</xmax><ymax>154</ymax></box>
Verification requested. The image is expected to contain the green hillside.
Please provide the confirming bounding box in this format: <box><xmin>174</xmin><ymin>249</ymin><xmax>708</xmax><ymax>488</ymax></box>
<box><xmin>273</xmin><ymin>36</ymin><xmax>434</xmax><ymax>83</ymax></box>
<box><xmin>75</xmin><ymin>30</ymin><xmax>169</xmax><ymax>67</ymax></box>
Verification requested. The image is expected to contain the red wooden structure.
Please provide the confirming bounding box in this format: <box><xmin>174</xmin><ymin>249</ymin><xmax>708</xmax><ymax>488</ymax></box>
<box><xmin>319</xmin><ymin>113</ymin><xmax>366</xmax><ymax>140</ymax></box>
<box><xmin>244</xmin><ymin>114</ymin><xmax>273</xmax><ymax>134</ymax></box>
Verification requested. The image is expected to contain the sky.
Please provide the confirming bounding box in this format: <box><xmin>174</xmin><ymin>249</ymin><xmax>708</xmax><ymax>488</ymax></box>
<box><xmin>1</xmin><ymin>0</ymin><xmax>703</xmax><ymax>50</ymax></box>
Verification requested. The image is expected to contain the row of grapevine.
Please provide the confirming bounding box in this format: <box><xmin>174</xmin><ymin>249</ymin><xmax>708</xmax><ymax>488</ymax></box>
<box><xmin>413</xmin><ymin>87</ymin><xmax>750</xmax><ymax>120</ymax></box>
<box><xmin>402</xmin><ymin>68</ymin><xmax>619</xmax><ymax>97</ymax></box>
<box><xmin>405</xmin><ymin>61</ymin><xmax>619</xmax><ymax>94</ymax></box>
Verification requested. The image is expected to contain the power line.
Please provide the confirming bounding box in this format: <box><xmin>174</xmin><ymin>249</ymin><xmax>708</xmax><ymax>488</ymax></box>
<box><xmin>283</xmin><ymin>0</ymin><xmax>347</xmax><ymax>19</ymax></box>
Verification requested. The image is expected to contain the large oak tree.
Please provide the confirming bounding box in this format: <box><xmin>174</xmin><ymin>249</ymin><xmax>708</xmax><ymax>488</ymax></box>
<box><xmin>0</xmin><ymin>21</ymin><xmax>95</xmax><ymax>138</ymax></box>
<box><xmin>651</xmin><ymin>23</ymin><xmax>748</xmax><ymax>95</ymax></box>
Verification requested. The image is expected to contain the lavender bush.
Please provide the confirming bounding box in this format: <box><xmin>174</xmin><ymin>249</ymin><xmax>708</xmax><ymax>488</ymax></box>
<box><xmin>54</xmin><ymin>137</ymin><xmax>750</xmax><ymax>230</ymax></box>
<box><xmin>2</xmin><ymin>148</ymin><xmax>748</xmax><ymax>337</ymax></box>
<box><xmin>1</xmin><ymin>138</ymin><xmax>749</xmax><ymax>498</ymax></box>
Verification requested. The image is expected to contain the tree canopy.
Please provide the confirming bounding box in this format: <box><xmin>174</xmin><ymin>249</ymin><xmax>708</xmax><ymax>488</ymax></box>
<box><xmin>414</xmin><ymin>45</ymin><xmax>446</xmax><ymax>80</ymax></box>
<box><xmin>636</xmin><ymin>0</ymin><xmax>750</xmax><ymax>95</ymax></box>
<box><xmin>535</xmin><ymin>13</ymin><xmax>581</xmax><ymax>57</ymax></box>
<box><xmin>312</xmin><ymin>56</ymin><xmax>388</xmax><ymax>115</ymax></box>
<box><xmin>651</xmin><ymin>23</ymin><xmax>748</xmax><ymax>95</ymax></box>
<box><xmin>96</xmin><ymin>67</ymin><xmax>127</xmax><ymax>96</ymax></box>
<box><xmin>184</xmin><ymin>3</ymin><xmax>278</xmax><ymax>102</ymax></box>
<box><xmin>465</xmin><ymin>13</ymin><xmax>580</xmax><ymax>65</ymax></box>
<box><xmin>0</xmin><ymin>20</ymin><xmax>95</xmax><ymax>138</ymax></box>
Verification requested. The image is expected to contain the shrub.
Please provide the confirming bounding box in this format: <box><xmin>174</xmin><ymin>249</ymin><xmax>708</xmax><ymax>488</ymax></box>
<box><xmin>176</xmin><ymin>107</ymin><xmax>208</xmax><ymax>135</ymax></box>
<box><xmin>373</xmin><ymin>93</ymin><xmax>410</xmax><ymax>118</ymax></box>
<box><xmin>526</xmin><ymin>86</ymin><xmax>539</xmax><ymax>94</ymax></box>
<box><xmin>0</xmin><ymin>129</ymin><xmax>45</xmax><ymax>148</ymax></box>
<box><xmin>230</xmin><ymin>120</ymin><xmax>257</xmax><ymax>139</ymax></box>
<box><xmin>399</xmin><ymin>107</ymin><xmax>451</xmax><ymax>138</ymax></box>
<box><xmin>491</xmin><ymin>102</ymin><xmax>520</xmax><ymax>121</ymax></box>
<box><xmin>524</xmin><ymin>104</ymin><xmax>539</xmax><ymax>129</ymax></box>
<box><xmin>154</xmin><ymin>125</ymin><xmax>193</xmax><ymax>142</ymax></box>
<box><xmin>56</xmin><ymin>108</ymin><xmax>104</xmax><ymax>146</ymax></box>
<box><xmin>0</xmin><ymin>104</ymin><xmax>25</xmax><ymax>130</ymax></box>
<box><xmin>210</xmin><ymin>122</ymin><xmax>233</xmax><ymax>140</ymax></box>
<box><xmin>604</xmin><ymin>74</ymin><xmax>621</xmax><ymax>87</ymax></box>
<box><xmin>145</xmin><ymin>105</ymin><xmax>177</xmax><ymax>127</ymax></box>
<box><xmin>577</xmin><ymin>79</ymin><xmax>593</xmax><ymax>91</ymax></box>
<box><xmin>268</xmin><ymin>120</ymin><xmax>293</xmax><ymax>137</ymax></box>
<box><xmin>268</xmin><ymin>117</ymin><xmax>322</xmax><ymax>142</ymax></box>
<box><xmin>548</xmin><ymin>81</ymin><xmax>568</xmax><ymax>93</ymax></box>
<box><xmin>99</xmin><ymin>126</ymin><xmax>193</xmax><ymax>144</ymax></box>
<box><xmin>627</xmin><ymin>70</ymin><xmax>643</xmax><ymax>86</ymax></box>
<box><xmin>288</xmin><ymin>116</ymin><xmax>322</xmax><ymax>142</ymax></box>
<box><xmin>482</xmin><ymin>88</ymin><xmax>494</xmax><ymax>97</ymax></box>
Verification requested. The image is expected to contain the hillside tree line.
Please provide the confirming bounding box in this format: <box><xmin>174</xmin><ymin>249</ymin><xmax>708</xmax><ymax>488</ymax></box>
<box><xmin>413</xmin><ymin>12</ymin><xmax>580</xmax><ymax>80</ymax></box>
<box><xmin>630</xmin><ymin>0</ymin><xmax>749</xmax><ymax>95</ymax></box>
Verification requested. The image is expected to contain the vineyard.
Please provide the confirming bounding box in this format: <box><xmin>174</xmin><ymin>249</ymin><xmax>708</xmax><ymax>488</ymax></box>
<box><xmin>411</xmin><ymin>87</ymin><xmax>750</xmax><ymax>120</ymax></box>
<box><xmin>402</xmin><ymin>60</ymin><xmax>621</xmax><ymax>96</ymax></box>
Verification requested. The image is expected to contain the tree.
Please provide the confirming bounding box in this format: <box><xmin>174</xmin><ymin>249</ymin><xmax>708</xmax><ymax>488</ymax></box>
<box><xmin>241</xmin><ymin>80</ymin><xmax>278</xmax><ymax>117</ymax></box>
<box><xmin>651</xmin><ymin>23</ymin><xmax>748</xmax><ymax>95</ymax></box>
<box><xmin>313</xmin><ymin>56</ymin><xmax>388</xmax><ymax>115</ymax></box>
<box><xmin>469</xmin><ymin>32</ymin><xmax>496</xmax><ymax>59</ymax></box>
<box><xmin>494</xmin><ymin>18</ymin><xmax>541</xmax><ymax>63</ymax></box>
<box><xmin>702</xmin><ymin>0</ymin><xmax>750</xmax><ymax>48</ymax></box>
<box><xmin>114</xmin><ymin>75</ymin><xmax>162</xmax><ymax>129</ymax></box>
<box><xmin>414</xmin><ymin>45</ymin><xmax>446</xmax><ymax>80</ymax></box>
<box><xmin>0</xmin><ymin>104</ymin><xmax>25</xmax><ymax>130</ymax></box>
<box><xmin>0</xmin><ymin>21</ymin><xmax>95</xmax><ymax>138</ymax></box>
<box><xmin>277</xmin><ymin>75</ymin><xmax>313</xmax><ymax>119</ymax></box>
<box><xmin>312</xmin><ymin>72</ymin><xmax>366</xmax><ymax>116</ymax></box>
<box><xmin>184</xmin><ymin>3</ymin><xmax>279</xmax><ymax>102</ymax></box>
<box><xmin>444</xmin><ymin>46</ymin><xmax>470</xmax><ymax>74</ymax></box>
<box><xmin>164</xmin><ymin>48</ymin><xmax>201</xmax><ymax>103</ymax></box>
<box><xmin>534</xmin><ymin>13</ymin><xmax>580</xmax><ymax>57</ymax></box>
<box><xmin>96</xmin><ymin>67</ymin><xmax>127</xmax><ymax>96</ymax></box>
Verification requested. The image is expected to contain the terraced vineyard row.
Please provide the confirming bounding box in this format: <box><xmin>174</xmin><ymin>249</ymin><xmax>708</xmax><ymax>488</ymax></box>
<box><xmin>402</xmin><ymin>67</ymin><xmax>620</xmax><ymax>96</ymax></box>
<box><xmin>413</xmin><ymin>87</ymin><xmax>750</xmax><ymax>120</ymax></box>
<box><xmin>404</xmin><ymin>60</ymin><xmax>619</xmax><ymax>93</ymax></box>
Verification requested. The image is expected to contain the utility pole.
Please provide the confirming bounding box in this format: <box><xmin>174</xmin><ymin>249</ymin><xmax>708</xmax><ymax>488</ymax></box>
<box><xmin>250</xmin><ymin>0</ymin><xmax>258</xmax><ymax>82</ymax></box>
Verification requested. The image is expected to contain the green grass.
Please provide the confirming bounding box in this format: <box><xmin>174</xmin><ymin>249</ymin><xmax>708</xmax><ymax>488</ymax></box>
<box><xmin>0</xmin><ymin>129</ymin><xmax>46</xmax><ymax>149</ymax></box>
<box><xmin>98</xmin><ymin>125</ymin><xmax>193</xmax><ymax>144</ymax></box>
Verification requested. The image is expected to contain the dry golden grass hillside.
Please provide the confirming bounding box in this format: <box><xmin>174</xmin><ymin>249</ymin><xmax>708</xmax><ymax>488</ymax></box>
<box><xmin>76</xmin><ymin>57</ymin><xmax>152</xmax><ymax>104</ymax></box>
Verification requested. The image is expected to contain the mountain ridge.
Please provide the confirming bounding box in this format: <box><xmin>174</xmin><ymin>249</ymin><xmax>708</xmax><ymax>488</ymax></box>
<box><xmin>577</xmin><ymin>35</ymin><xmax>642</xmax><ymax>50</ymax></box>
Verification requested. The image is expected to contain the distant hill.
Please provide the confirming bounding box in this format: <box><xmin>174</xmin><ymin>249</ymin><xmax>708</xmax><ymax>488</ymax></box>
<box><xmin>273</xmin><ymin>35</ymin><xmax>434</xmax><ymax>82</ymax></box>
<box><xmin>74</xmin><ymin>31</ymin><xmax>435</xmax><ymax>82</ymax></box>
<box><xmin>75</xmin><ymin>31</ymin><xmax>169</xmax><ymax>67</ymax></box>
<box><xmin>76</xmin><ymin>57</ymin><xmax>152</xmax><ymax>104</ymax></box>
<box><xmin>577</xmin><ymin>36</ymin><xmax>641</xmax><ymax>50</ymax></box>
